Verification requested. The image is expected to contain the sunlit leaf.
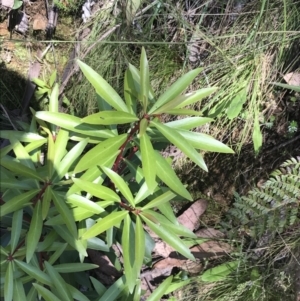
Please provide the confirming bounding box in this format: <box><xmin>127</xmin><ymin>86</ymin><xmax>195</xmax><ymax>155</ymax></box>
<box><xmin>32</xmin><ymin>283</ymin><xmax>61</xmax><ymax>301</ymax></box>
<box><xmin>253</xmin><ymin>114</ymin><xmax>262</xmax><ymax>155</ymax></box>
<box><xmin>52</xmin><ymin>190</ymin><xmax>77</xmax><ymax>238</ymax></box>
<box><xmin>177</xmin><ymin>130</ymin><xmax>234</xmax><ymax>153</ymax></box>
<box><xmin>134</xmin><ymin>181</ymin><xmax>152</xmax><ymax>205</ymax></box>
<box><xmin>151</xmin><ymin>120</ymin><xmax>208</xmax><ymax>172</ymax></box>
<box><xmin>77</xmin><ymin>60</ymin><xmax>129</xmax><ymax>112</ymax></box>
<box><xmin>157</xmin><ymin>202</ymin><xmax>178</xmax><ymax>225</ymax></box>
<box><xmin>35</xmin><ymin>111</ymin><xmax>115</xmax><ymax>138</ymax></box>
<box><xmin>200</xmin><ymin>261</ymin><xmax>239</xmax><ymax>282</ymax></box>
<box><xmin>135</xmin><ymin>216</ymin><xmax>145</xmax><ymax>274</ymax></box>
<box><xmin>147</xmin><ymin>275</ymin><xmax>173</xmax><ymax>301</ymax></box>
<box><xmin>154</xmin><ymin>152</ymin><xmax>192</xmax><ymax>200</ymax></box>
<box><xmin>82</xmin><ymin>111</ymin><xmax>138</xmax><ymax>125</ymax></box>
<box><xmin>227</xmin><ymin>87</ymin><xmax>248</xmax><ymax>119</ymax></box>
<box><xmin>44</xmin><ymin>261</ymin><xmax>73</xmax><ymax>301</ymax></box>
<box><xmin>74</xmin><ymin>134</ymin><xmax>127</xmax><ymax>173</ymax></box>
<box><xmin>126</xmin><ymin>0</ymin><xmax>141</xmax><ymax>25</ymax></box>
<box><xmin>101</xmin><ymin>166</ymin><xmax>134</xmax><ymax>206</ymax></box>
<box><xmin>67</xmin><ymin>194</ymin><xmax>105</xmax><ymax>214</ymax></box>
<box><xmin>26</xmin><ymin>200</ymin><xmax>43</xmax><ymax>263</ymax></box>
<box><xmin>164</xmin><ymin>117</ymin><xmax>213</xmax><ymax>130</ymax></box>
<box><xmin>140</xmin><ymin>47</ymin><xmax>150</xmax><ymax>111</ymax></box>
<box><xmin>71</xmin><ymin>178</ymin><xmax>120</xmax><ymax>202</ymax></box>
<box><xmin>140</xmin><ymin>133</ymin><xmax>156</xmax><ymax>193</ymax></box>
<box><xmin>124</xmin><ymin>68</ymin><xmax>137</xmax><ymax>114</ymax></box>
<box><xmin>81</xmin><ymin>211</ymin><xmax>128</xmax><ymax>240</ymax></box>
<box><xmin>53</xmin><ymin>129</ymin><xmax>69</xmax><ymax>171</ymax></box>
<box><xmin>0</xmin><ymin>189</ymin><xmax>39</xmax><ymax>217</ymax></box>
<box><xmin>15</xmin><ymin>260</ymin><xmax>52</xmax><ymax>286</ymax></box>
<box><xmin>141</xmin><ymin>214</ymin><xmax>194</xmax><ymax>260</ymax></box>
<box><xmin>0</xmin><ymin>131</ymin><xmax>45</xmax><ymax>142</ymax></box>
<box><xmin>142</xmin><ymin>189</ymin><xmax>177</xmax><ymax>210</ymax></box>
<box><xmin>149</xmin><ymin>68</ymin><xmax>202</xmax><ymax>114</ymax></box>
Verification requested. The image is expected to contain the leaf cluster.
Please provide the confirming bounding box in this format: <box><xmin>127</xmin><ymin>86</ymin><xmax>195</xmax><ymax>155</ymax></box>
<box><xmin>0</xmin><ymin>48</ymin><xmax>233</xmax><ymax>300</ymax></box>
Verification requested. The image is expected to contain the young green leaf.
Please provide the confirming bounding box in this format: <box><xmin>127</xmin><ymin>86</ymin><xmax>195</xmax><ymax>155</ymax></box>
<box><xmin>44</xmin><ymin>261</ymin><xmax>73</xmax><ymax>301</ymax></box>
<box><xmin>0</xmin><ymin>131</ymin><xmax>45</xmax><ymax>142</ymax></box>
<box><xmin>76</xmin><ymin>60</ymin><xmax>129</xmax><ymax>112</ymax></box>
<box><xmin>81</xmin><ymin>211</ymin><xmax>128</xmax><ymax>240</ymax></box>
<box><xmin>26</xmin><ymin>200</ymin><xmax>43</xmax><ymax>263</ymax></box>
<box><xmin>4</xmin><ymin>261</ymin><xmax>13</xmax><ymax>301</ymax></box>
<box><xmin>151</xmin><ymin>120</ymin><xmax>208</xmax><ymax>172</ymax></box>
<box><xmin>140</xmin><ymin>47</ymin><xmax>150</xmax><ymax>111</ymax></box>
<box><xmin>141</xmin><ymin>214</ymin><xmax>194</xmax><ymax>260</ymax></box>
<box><xmin>32</xmin><ymin>284</ymin><xmax>62</xmax><ymax>301</ymax></box>
<box><xmin>35</xmin><ymin>111</ymin><xmax>115</xmax><ymax>138</ymax></box>
<box><xmin>140</xmin><ymin>133</ymin><xmax>156</xmax><ymax>193</ymax></box>
<box><xmin>15</xmin><ymin>260</ymin><xmax>52</xmax><ymax>286</ymax></box>
<box><xmin>82</xmin><ymin>111</ymin><xmax>138</xmax><ymax>125</ymax></box>
<box><xmin>52</xmin><ymin>190</ymin><xmax>77</xmax><ymax>238</ymax></box>
<box><xmin>122</xmin><ymin>215</ymin><xmax>136</xmax><ymax>293</ymax></box>
<box><xmin>71</xmin><ymin>178</ymin><xmax>120</xmax><ymax>202</ymax></box>
<box><xmin>164</xmin><ymin>117</ymin><xmax>213</xmax><ymax>130</ymax></box>
<box><xmin>148</xmin><ymin>68</ymin><xmax>202</xmax><ymax>114</ymax></box>
<box><xmin>154</xmin><ymin>152</ymin><xmax>192</xmax><ymax>200</ymax></box>
<box><xmin>147</xmin><ymin>275</ymin><xmax>173</xmax><ymax>301</ymax></box>
<box><xmin>177</xmin><ymin>130</ymin><xmax>234</xmax><ymax>153</ymax></box>
<box><xmin>134</xmin><ymin>181</ymin><xmax>153</xmax><ymax>205</ymax></box>
<box><xmin>0</xmin><ymin>189</ymin><xmax>39</xmax><ymax>217</ymax></box>
<box><xmin>10</xmin><ymin>209</ymin><xmax>23</xmax><ymax>253</ymax></box>
<box><xmin>74</xmin><ymin>134</ymin><xmax>127</xmax><ymax>173</ymax></box>
<box><xmin>100</xmin><ymin>166</ymin><xmax>134</xmax><ymax>206</ymax></box>
<box><xmin>52</xmin><ymin>128</ymin><xmax>69</xmax><ymax>168</ymax></box>
<box><xmin>200</xmin><ymin>261</ymin><xmax>239</xmax><ymax>282</ymax></box>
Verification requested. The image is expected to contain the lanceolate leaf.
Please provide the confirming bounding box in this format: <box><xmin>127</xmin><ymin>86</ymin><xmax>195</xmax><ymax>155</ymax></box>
<box><xmin>142</xmin><ymin>189</ymin><xmax>177</xmax><ymax>210</ymax></box>
<box><xmin>227</xmin><ymin>87</ymin><xmax>247</xmax><ymax>119</ymax></box>
<box><xmin>75</xmin><ymin>134</ymin><xmax>127</xmax><ymax>173</ymax></box>
<box><xmin>1</xmin><ymin>178</ymin><xmax>34</xmax><ymax>190</ymax></box>
<box><xmin>76</xmin><ymin>60</ymin><xmax>129</xmax><ymax>112</ymax></box>
<box><xmin>154</xmin><ymin>152</ymin><xmax>192</xmax><ymax>200</ymax></box>
<box><xmin>53</xmin><ymin>263</ymin><xmax>98</xmax><ymax>273</ymax></box>
<box><xmin>32</xmin><ymin>284</ymin><xmax>61</xmax><ymax>301</ymax></box>
<box><xmin>42</xmin><ymin>186</ymin><xmax>52</xmax><ymax>220</ymax></box>
<box><xmin>141</xmin><ymin>214</ymin><xmax>194</xmax><ymax>260</ymax></box>
<box><xmin>157</xmin><ymin>202</ymin><xmax>178</xmax><ymax>225</ymax></box>
<box><xmin>72</xmin><ymin>178</ymin><xmax>120</xmax><ymax>202</ymax></box>
<box><xmin>101</xmin><ymin>166</ymin><xmax>134</xmax><ymax>206</ymax></box>
<box><xmin>82</xmin><ymin>111</ymin><xmax>138</xmax><ymax>125</ymax></box>
<box><xmin>53</xmin><ymin>128</ymin><xmax>69</xmax><ymax>169</ymax></box>
<box><xmin>0</xmin><ymin>131</ymin><xmax>45</xmax><ymax>142</ymax></box>
<box><xmin>175</xmin><ymin>87</ymin><xmax>218</xmax><ymax>108</ymax></box>
<box><xmin>124</xmin><ymin>69</ymin><xmax>137</xmax><ymax>114</ymax></box>
<box><xmin>44</xmin><ymin>261</ymin><xmax>73</xmax><ymax>301</ymax></box>
<box><xmin>134</xmin><ymin>181</ymin><xmax>152</xmax><ymax>205</ymax></box>
<box><xmin>14</xmin><ymin>279</ymin><xmax>27</xmax><ymax>301</ymax></box>
<box><xmin>149</xmin><ymin>68</ymin><xmax>202</xmax><ymax>114</ymax></box>
<box><xmin>26</xmin><ymin>200</ymin><xmax>43</xmax><ymax>263</ymax></box>
<box><xmin>200</xmin><ymin>261</ymin><xmax>239</xmax><ymax>282</ymax></box>
<box><xmin>0</xmin><ymin>189</ymin><xmax>39</xmax><ymax>217</ymax></box>
<box><xmin>66</xmin><ymin>194</ymin><xmax>105</xmax><ymax>214</ymax></box>
<box><xmin>122</xmin><ymin>215</ymin><xmax>136</xmax><ymax>293</ymax></box>
<box><xmin>164</xmin><ymin>108</ymin><xmax>204</xmax><ymax>116</ymax></box>
<box><xmin>140</xmin><ymin>133</ymin><xmax>156</xmax><ymax>193</ymax></box>
<box><xmin>140</xmin><ymin>47</ymin><xmax>150</xmax><ymax>111</ymax></box>
<box><xmin>53</xmin><ymin>138</ymin><xmax>88</xmax><ymax>182</ymax></box>
<box><xmin>4</xmin><ymin>261</ymin><xmax>13</xmax><ymax>301</ymax></box>
<box><xmin>177</xmin><ymin>130</ymin><xmax>234</xmax><ymax>153</ymax></box>
<box><xmin>147</xmin><ymin>275</ymin><xmax>173</xmax><ymax>301</ymax></box>
<box><xmin>164</xmin><ymin>117</ymin><xmax>213</xmax><ymax>130</ymax></box>
<box><xmin>15</xmin><ymin>260</ymin><xmax>52</xmax><ymax>286</ymax></box>
<box><xmin>134</xmin><ymin>216</ymin><xmax>145</xmax><ymax>276</ymax></box>
<box><xmin>97</xmin><ymin>275</ymin><xmax>126</xmax><ymax>301</ymax></box>
<box><xmin>151</xmin><ymin>120</ymin><xmax>208</xmax><ymax>172</ymax></box>
<box><xmin>81</xmin><ymin>211</ymin><xmax>128</xmax><ymax>240</ymax></box>
<box><xmin>52</xmin><ymin>190</ymin><xmax>77</xmax><ymax>238</ymax></box>
<box><xmin>35</xmin><ymin>111</ymin><xmax>115</xmax><ymax>138</ymax></box>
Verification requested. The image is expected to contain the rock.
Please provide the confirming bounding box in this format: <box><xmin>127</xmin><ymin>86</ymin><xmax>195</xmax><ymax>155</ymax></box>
<box><xmin>33</xmin><ymin>14</ymin><xmax>47</xmax><ymax>30</ymax></box>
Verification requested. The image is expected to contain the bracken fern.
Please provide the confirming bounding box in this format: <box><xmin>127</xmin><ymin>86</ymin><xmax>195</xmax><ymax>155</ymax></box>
<box><xmin>229</xmin><ymin>156</ymin><xmax>300</xmax><ymax>238</ymax></box>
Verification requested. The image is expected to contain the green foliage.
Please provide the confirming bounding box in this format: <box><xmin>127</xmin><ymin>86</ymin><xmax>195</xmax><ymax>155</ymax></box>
<box><xmin>0</xmin><ymin>48</ymin><xmax>233</xmax><ymax>300</ymax></box>
<box><xmin>229</xmin><ymin>156</ymin><xmax>300</xmax><ymax>239</ymax></box>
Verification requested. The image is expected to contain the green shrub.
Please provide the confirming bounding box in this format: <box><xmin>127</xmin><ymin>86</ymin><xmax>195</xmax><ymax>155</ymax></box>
<box><xmin>0</xmin><ymin>48</ymin><xmax>234</xmax><ymax>301</ymax></box>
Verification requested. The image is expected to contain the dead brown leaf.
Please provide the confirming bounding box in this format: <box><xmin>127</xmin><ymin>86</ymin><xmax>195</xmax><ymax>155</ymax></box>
<box><xmin>283</xmin><ymin>72</ymin><xmax>300</xmax><ymax>86</ymax></box>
